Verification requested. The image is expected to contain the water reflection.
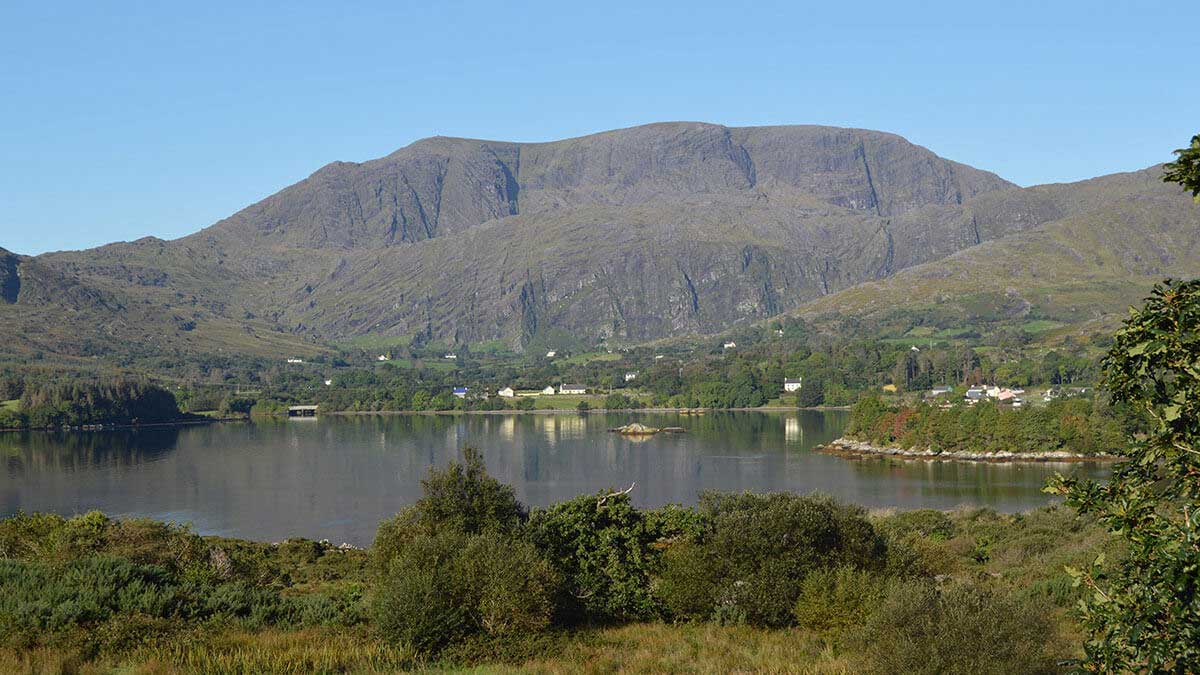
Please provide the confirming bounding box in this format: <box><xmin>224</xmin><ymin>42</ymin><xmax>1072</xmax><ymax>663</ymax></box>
<box><xmin>0</xmin><ymin>411</ymin><xmax>1108</xmax><ymax>546</ymax></box>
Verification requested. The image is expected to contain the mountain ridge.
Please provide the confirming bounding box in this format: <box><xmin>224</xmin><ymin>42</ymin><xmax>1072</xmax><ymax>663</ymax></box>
<box><xmin>1</xmin><ymin>122</ymin><xmax>1193</xmax><ymax>365</ymax></box>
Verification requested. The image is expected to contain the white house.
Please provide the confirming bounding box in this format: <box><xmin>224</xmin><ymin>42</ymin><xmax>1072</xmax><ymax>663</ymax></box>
<box><xmin>444</xmin><ymin>353</ymin><xmax>457</xmax><ymax>360</ymax></box>
<box><xmin>654</xmin><ymin>354</ymin><xmax>664</xmax><ymax>360</ymax></box>
<box><xmin>286</xmin><ymin>358</ymin><xmax>304</xmax><ymax>364</ymax></box>
<box><xmin>559</xmin><ymin>384</ymin><xmax>587</xmax><ymax>395</ymax></box>
<box><xmin>545</xmin><ymin>350</ymin><xmax>556</xmax><ymax>358</ymax></box>
<box><xmin>985</xmin><ymin>386</ymin><xmax>1001</xmax><ymax>398</ymax></box>
<box><xmin>783</xmin><ymin>378</ymin><xmax>803</xmax><ymax>393</ymax></box>
<box><xmin>624</xmin><ymin>371</ymin><xmax>638</xmax><ymax>382</ymax></box>
<box><xmin>723</xmin><ymin>341</ymin><xmax>737</xmax><ymax>350</ymax></box>
<box><xmin>498</xmin><ymin>386</ymin><xmax>516</xmax><ymax>398</ymax></box>
<box><xmin>377</xmin><ymin>355</ymin><xmax>389</xmax><ymax>361</ymax></box>
<box><xmin>324</xmin><ymin>379</ymin><xmax>333</xmax><ymax>386</ymax></box>
<box><xmin>541</xmin><ymin>385</ymin><xmax>557</xmax><ymax>395</ymax></box>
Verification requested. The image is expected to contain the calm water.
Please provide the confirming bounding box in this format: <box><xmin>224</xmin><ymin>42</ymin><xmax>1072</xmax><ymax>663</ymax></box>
<box><xmin>0</xmin><ymin>411</ymin><xmax>1108</xmax><ymax>546</ymax></box>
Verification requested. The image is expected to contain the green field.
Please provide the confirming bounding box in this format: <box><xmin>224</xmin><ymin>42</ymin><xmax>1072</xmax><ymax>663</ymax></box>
<box><xmin>0</xmin><ymin>400</ymin><xmax>18</xmax><ymax>412</ymax></box>
<box><xmin>556</xmin><ymin>351</ymin><xmax>623</xmax><ymax>366</ymax></box>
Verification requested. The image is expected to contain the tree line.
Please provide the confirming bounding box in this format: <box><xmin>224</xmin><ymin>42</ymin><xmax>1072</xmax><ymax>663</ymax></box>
<box><xmin>844</xmin><ymin>396</ymin><xmax>1135</xmax><ymax>456</ymax></box>
<box><xmin>0</xmin><ymin>377</ymin><xmax>185</xmax><ymax>429</ymax></box>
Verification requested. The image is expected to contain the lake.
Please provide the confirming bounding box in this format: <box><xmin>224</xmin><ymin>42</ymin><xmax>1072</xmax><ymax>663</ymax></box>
<box><xmin>0</xmin><ymin>411</ymin><xmax>1109</xmax><ymax>546</ymax></box>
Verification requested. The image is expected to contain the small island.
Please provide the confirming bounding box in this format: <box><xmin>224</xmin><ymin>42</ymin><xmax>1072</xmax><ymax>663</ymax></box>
<box><xmin>609</xmin><ymin>422</ymin><xmax>686</xmax><ymax>435</ymax></box>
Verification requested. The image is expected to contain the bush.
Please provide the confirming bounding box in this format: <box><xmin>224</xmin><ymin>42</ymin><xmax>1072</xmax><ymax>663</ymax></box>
<box><xmin>791</xmin><ymin>566</ymin><xmax>890</xmax><ymax>634</ymax></box>
<box><xmin>860</xmin><ymin>581</ymin><xmax>1056</xmax><ymax>675</ymax></box>
<box><xmin>528</xmin><ymin>490</ymin><xmax>660</xmax><ymax>623</ymax></box>
<box><xmin>657</xmin><ymin>493</ymin><xmax>887</xmax><ymax>626</ymax></box>
<box><xmin>372</xmin><ymin>448</ymin><xmax>526</xmax><ymax>576</ymax></box>
<box><xmin>373</xmin><ymin>530</ymin><xmax>556</xmax><ymax>654</ymax></box>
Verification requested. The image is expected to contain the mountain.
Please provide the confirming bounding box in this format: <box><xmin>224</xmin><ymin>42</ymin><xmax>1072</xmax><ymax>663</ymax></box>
<box><xmin>0</xmin><ymin>122</ymin><xmax>1194</xmax><ymax>365</ymax></box>
<box><xmin>793</xmin><ymin>166</ymin><xmax>1200</xmax><ymax>336</ymax></box>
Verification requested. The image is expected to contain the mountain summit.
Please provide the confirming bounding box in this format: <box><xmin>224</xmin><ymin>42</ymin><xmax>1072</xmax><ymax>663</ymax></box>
<box><xmin>1</xmin><ymin>123</ymin><xmax>1194</xmax><ymax>362</ymax></box>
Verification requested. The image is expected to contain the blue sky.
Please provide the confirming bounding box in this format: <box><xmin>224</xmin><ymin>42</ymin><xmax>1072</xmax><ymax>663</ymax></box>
<box><xmin>1</xmin><ymin>1</ymin><xmax>1195</xmax><ymax>255</ymax></box>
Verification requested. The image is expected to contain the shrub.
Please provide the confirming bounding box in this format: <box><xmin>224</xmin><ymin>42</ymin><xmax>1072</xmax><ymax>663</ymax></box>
<box><xmin>373</xmin><ymin>531</ymin><xmax>474</xmax><ymax>653</ymax></box>
<box><xmin>371</xmin><ymin>448</ymin><xmax>526</xmax><ymax>576</ymax></box>
<box><xmin>657</xmin><ymin>493</ymin><xmax>887</xmax><ymax>627</ymax></box>
<box><xmin>529</xmin><ymin>490</ymin><xmax>660</xmax><ymax>623</ymax></box>
<box><xmin>373</xmin><ymin>530</ymin><xmax>556</xmax><ymax>654</ymax></box>
<box><xmin>791</xmin><ymin>566</ymin><xmax>890</xmax><ymax>634</ymax></box>
<box><xmin>860</xmin><ymin>581</ymin><xmax>1056</xmax><ymax>675</ymax></box>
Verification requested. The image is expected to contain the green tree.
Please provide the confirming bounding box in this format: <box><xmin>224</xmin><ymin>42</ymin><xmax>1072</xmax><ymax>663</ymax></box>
<box><xmin>1048</xmin><ymin>280</ymin><xmax>1200</xmax><ymax>671</ymax></box>
<box><xmin>1163</xmin><ymin>133</ymin><xmax>1200</xmax><ymax>201</ymax></box>
<box><xmin>528</xmin><ymin>489</ymin><xmax>660</xmax><ymax>623</ymax></box>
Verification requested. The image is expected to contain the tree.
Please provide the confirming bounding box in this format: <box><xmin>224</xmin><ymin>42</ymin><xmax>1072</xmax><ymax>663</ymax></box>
<box><xmin>796</xmin><ymin>378</ymin><xmax>824</xmax><ymax>407</ymax></box>
<box><xmin>1048</xmin><ymin>280</ymin><xmax>1200</xmax><ymax>671</ymax></box>
<box><xmin>1163</xmin><ymin>133</ymin><xmax>1200</xmax><ymax>202</ymax></box>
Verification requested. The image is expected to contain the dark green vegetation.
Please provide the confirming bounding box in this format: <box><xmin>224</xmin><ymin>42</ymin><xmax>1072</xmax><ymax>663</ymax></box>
<box><xmin>843</xmin><ymin>396</ymin><xmax>1134</xmax><ymax>456</ymax></box>
<box><xmin>1</xmin><ymin>123</ymin><xmax>1197</xmax><ymax>377</ymax></box>
<box><xmin>1163</xmin><ymin>133</ymin><xmax>1200</xmax><ymax>201</ymax></box>
<box><xmin>0</xmin><ymin>376</ymin><xmax>192</xmax><ymax>430</ymax></box>
<box><xmin>0</xmin><ymin>452</ymin><xmax>1115</xmax><ymax>673</ymax></box>
<box><xmin>1049</xmin><ymin>279</ymin><xmax>1200</xmax><ymax>672</ymax></box>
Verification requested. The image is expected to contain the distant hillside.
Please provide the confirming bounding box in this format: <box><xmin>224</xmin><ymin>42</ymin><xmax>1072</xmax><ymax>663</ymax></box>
<box><xmin>1</xmin><ymin>122</ymin><xmax>1194</xmax><ymax>366</ymax></box>
<box><xmin>793</xmin><ymin>166</ymin><xmax>1200</xmax><ymax>338</ymax></box>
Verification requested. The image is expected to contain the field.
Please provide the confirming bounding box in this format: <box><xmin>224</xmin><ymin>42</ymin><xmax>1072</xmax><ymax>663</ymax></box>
<box><xmin>0</xmin><ymin>400</ymin><xmax>17</xmax><ymax>412</ymax></box>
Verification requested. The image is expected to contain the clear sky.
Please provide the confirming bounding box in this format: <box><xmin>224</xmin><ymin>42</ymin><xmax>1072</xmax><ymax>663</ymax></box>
<box><xmin>1</xmin><ymin>1</ymin><xmax>1195</xmax><ymax>255</ymax></box>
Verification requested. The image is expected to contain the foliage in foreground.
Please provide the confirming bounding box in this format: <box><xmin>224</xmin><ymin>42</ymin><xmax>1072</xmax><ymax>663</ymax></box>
<box><xmin>1050</xmin><ymin>278</ymin><xmax>1200</xmax><ymax>672</ymax></box>
<box><xmin>0</xmin><ymin>496</ymin><xmax>1111</xmax><ymax>673</ymax></box>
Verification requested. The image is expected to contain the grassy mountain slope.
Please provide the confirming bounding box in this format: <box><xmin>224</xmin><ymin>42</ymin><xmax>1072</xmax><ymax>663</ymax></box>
<box><xmin>794</xmin><ymin>167</ymin><xmax>1200</xmax><ymax>338</ymax></box>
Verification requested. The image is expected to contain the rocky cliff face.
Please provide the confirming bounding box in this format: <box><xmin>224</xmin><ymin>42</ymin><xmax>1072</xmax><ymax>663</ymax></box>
<box><xmin>0</xmin><ymin>248</ymin><xmax>21</xmax><ymax>304</ymax></box>
<box><xmin>4</xmin><ymin>122</ymin><xmax>1185</xmax><ymax>361</ymax></box>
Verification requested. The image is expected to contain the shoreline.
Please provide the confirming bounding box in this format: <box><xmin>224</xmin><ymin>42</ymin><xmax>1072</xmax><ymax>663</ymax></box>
<box><xmin>320</xmin><ymin>405</ymin><xmax>850</xmax><ymax>417</ymax></box>
<box><xmin>2</xmin><ymin>406</ymin><xmax>851</xmax><ymax>431</ymax></box>
<box><xmin>818</xmin><ymin>437</ymin><xmax>1121</xmax><ymax>464</ymax></box>
<box><xmin>0</xmin><ymin>415</ymin><xmax>233</xmax><ymax>434</ymax></box>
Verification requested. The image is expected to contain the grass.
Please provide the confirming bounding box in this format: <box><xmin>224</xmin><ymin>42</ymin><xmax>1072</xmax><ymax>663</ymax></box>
<box><xmin>0</xmin><ymin>504</ymin><xmax>1107</xmax><ymax>673</ymax></box>
<box><xmin>485</xmin><ymin>623</ymin><xmax>852</xmax><ymax>674</ymax></box>
<box><xmin>0</xmin><ymin>624</ymin><xmax>851</xmax><ymax>674</ymax></box>
<box><xmin>532</xmin><ymin>394</ymin><xmax>608</xmax><ymax>410</ymax></box>
<box><xmin>0</xmin><ymin>400</ymin><xmax>17</xmax><ymax>412</ymax></box>
<box><xmin>1022</xmin><ymin>319</ymin><xmax>1066</xmax><ymax>334</ymax></box>
<box><xmin>555</xmin><ymin>352</ymin><xmax>622</xmax><ymax>366</ymax></box>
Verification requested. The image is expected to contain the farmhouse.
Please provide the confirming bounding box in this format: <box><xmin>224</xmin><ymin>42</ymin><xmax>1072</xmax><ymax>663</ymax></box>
<box><xmin>723</xmin><ymin>341</ymin><xmax>736</xmax><ymax>350</ymax></box>
<box><xmin>498</xmin><ymin>386</ymin><xmax>516</xmax><ymax>398</ymax></box>
<box><xmin>783</xmin><ymin>378</ymin><xmax>802</xmax><ymax>393</ymax></box>
<box><xmin>541</xmin><ymin>385</ymin><xmax>557</xmax><ymax>395</ymax></box>
<box><xmin>559</xmin><ymin>384</ymin><xmax>587</xmax><ymax>395</ymax></box>
<box><xmin>545</xmin><ymin>350</ymin><xmax>556</xmax><ymax>358</ymax></box>
<box><xmin>286</xmin><ymin>358</ymin><xmax>304</xmax><ymax>364</ymax></box>
<box><xmin>624</xmin><ymin>372</ymin><xmax>638</xmax><ymax>382</ymax></box>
